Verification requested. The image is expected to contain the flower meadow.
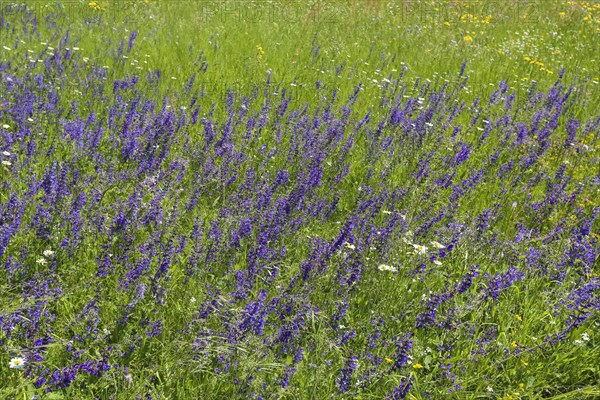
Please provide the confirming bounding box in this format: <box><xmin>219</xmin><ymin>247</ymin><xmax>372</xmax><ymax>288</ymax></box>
<box><xmin>1</xmin><ymin>1</ymin><xmax>599</xmax><ymax>399</ymax></box>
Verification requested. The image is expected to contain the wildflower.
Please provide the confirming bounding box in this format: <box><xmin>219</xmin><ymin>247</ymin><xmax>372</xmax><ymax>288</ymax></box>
<box><xmin>43</xmin><ymin>250</ymin><xmax>55</xmax><ymax>257</ymax></box>
<box><xmin>412</xmin><ymin>363</ymin><xmax>423</xmax><ymax>369</ymax></box>
<box><xmin>378</xmin><ymin>264</ymin><xmax>397</xmax><ymax>272</ymax></box>
<box><xmin>387</xmin><ymin>377</ymin><xmax>414</xmax><ymax>399</ymax></box>
<box><xmin>190</xmin><ymin>297</ymin><xmax>197</xmax><ymax>303</ymax></box>
<box><xmin>433</xmin><ymin>260</ymin><xmax>442</xmax><ymax>266</ymax></box>
<box><xmin>430</xmin><ymin>241</ymin><xmax>445</xmax><ymax>249</ymax></box>
<box><xmin>464</xmin><ymin>35</ymin><xmax>474</xmax><ymax>42</ymax></box>
<box><xmin>36</xmin><ymin>258</ymin><xmax>47</xmax><ymax>266</ymax></box>
<box><xmin>511</xmin><ymin>341</ymin><xmax>518</xmax><ymax>348</ymax></box>
<box><xmin>88</xmin><ymin>1</ymin><xmax>105</xmax><ymax>11</ymax></box>
<box><xmin>581</xmin><ymin>332</ymin><xmax>590</xmax><ymax>341</ymax></box>
<box><xmin>344</xmin><ymin>242</ymin><xmax>356</xmax><ymax>250</ymax></box>
<box><xmin>2</xmin><ymin>151</ymin><xmax>10</xmax><ymax>156</ymax></box>
<box><xmin>124</xmin><ymin>374</ymin><xmax>133</xmax><ymax>385</ymax></box>
<box><xmin>519</xmin><ymin>383</ymin><xmax>524</xmax><ymax>389</ymax></box>
<box><xmin>515</xmin><ymin>314</ymin><xmax>522</xmax><ymax>321</ymax></box>
<box><xmin>2</xmin><ymin>160</ymin><xmax>11</xmax><ymax>166</ymax></box>
<box><xmin>9</xmin><ymin>357</ymin><xmax>25</xmax><ymax>369</ymax></box>
<box><xmin>385</xmin><ymin>357</ymin><xmax>394</xmax><ymax>363</ymax></box>
<box><xmin>256</xmin><ymin>45</ymin><xmax>265</xmax><ymax>61</ymax></box>
<box><xmin>2</xmin><ymin>124</ymin><xmax>9</xmax><ymax>129</ymax></box>
<box><xmin>412</xmin><ymin>244</ymin><xmax>428</xmax><ymax>255</ymax></box>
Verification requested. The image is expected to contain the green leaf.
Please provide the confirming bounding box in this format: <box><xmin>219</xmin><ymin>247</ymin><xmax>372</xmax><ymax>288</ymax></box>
<box><xmin>26</xmin><ymin>384</ymin><xmax>37</xmax><ymax>396</ymax></box>
<box><xmin>424</xmin><ymin>355</ymin><xmax>432</xmax><ymax>366</ymax></box>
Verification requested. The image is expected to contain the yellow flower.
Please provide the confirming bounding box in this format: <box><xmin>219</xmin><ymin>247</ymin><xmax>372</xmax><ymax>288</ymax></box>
<box><xmin>385</xmin><ymin>357</ymin><xmax>394</xmax><ymax>363</ymax></box>
<box><xmin>444</xmin><ymin>21</ymin><xmax>451</xmax><ymax>26</ymax></box>
<box><xmin>511</xmin><ymin>341</ymin><xmax>518</xmax><ymax>348</ymax></box>
<box><xmin>464</xmin><ymin>35</ymin><xmax>474</xmax><ymax>42</ymax></box>
<box><xmin>519</xmin><ymin>383</ymin><xmax>525</xmax><ymax>388</ymax></box>
<box><xmin>256</xmin><ymin>45</ymin><xmax>265</xmax><ymax>61</ymax></box>
<box><xmin>88</xmin><ymin>1</ymin><xmax>105</xmax><ymax>11</ymax></box>
<box><xmin>413</xmin><ymin>363</ymin><xmax>424</xmax><ymax>369</ymax></box>
<box><xmin>515</xmin><ymin>314</ymin><xmax>522</xmax><ymax>321</ymax></box>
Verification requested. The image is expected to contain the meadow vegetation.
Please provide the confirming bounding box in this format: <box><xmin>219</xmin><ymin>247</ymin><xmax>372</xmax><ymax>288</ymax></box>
<box><xmin>0</xmin><ymin>1</ymin><xmax>599</xmax><ymax>399</ymax></box>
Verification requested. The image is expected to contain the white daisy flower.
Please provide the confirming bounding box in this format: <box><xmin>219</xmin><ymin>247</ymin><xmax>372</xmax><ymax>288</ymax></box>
<box><xmin>412</xmin><ymin>244</ymin><xmax>428</xmax><ymax>255</ymax></box>
<box><xmin>9</xmin><ymin>357</ymin><xmax>25</xmax><ymax>369</ymax></box>
<box><xmin>581</xmin><ymin>333</ymin><xmax>590</xmax><ymax>341</ymax></box>
<box><xmin>43</xmin><ymin>250</ymin><xmax>55</xmax><ymax>257</ymax></box>
<box><xmin>378</xmin><ymin>264</ymin><xmax>397</xmax><ymax>272</ymax></box>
